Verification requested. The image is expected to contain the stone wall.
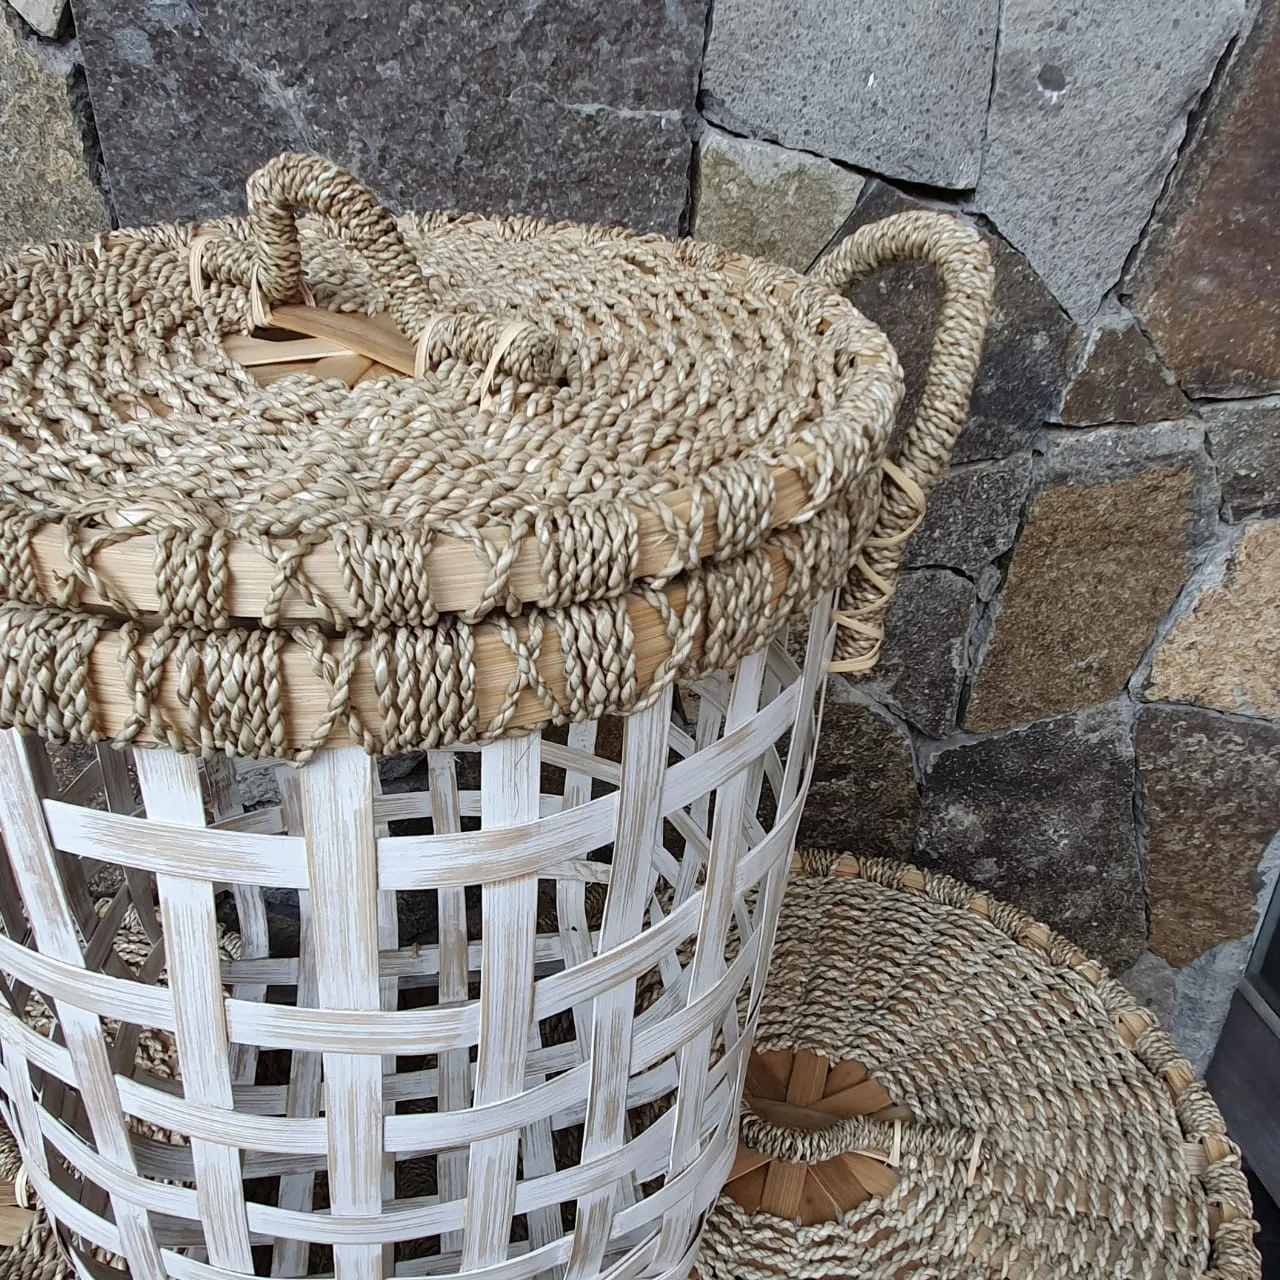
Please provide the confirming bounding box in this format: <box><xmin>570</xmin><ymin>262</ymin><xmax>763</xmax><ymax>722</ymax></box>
<box><xmin>2</xmin><ymin>0</ymin><xmax>1277</xmax><ymax>1072</ymax></box>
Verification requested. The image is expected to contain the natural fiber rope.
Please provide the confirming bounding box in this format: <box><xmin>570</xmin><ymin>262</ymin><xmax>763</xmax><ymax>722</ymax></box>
<box><xmin>693</xmin><ymin>854</ymin><xmax>1261</xmax><ymax>1280</ymax></box>
<box><xmin>811</xmin><ymin>214</ymin><xmax>994</xmax><ymax>669</ymax></box>
<box><xmin>0</xmin><ymin>154</ymin><xmax>991</xmax><ymax>757</ymax></box>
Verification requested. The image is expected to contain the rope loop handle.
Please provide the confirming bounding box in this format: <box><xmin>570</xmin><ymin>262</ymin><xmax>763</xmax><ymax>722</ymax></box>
<box><xmin>241</xmin><ymin>153</ymin><xmax>562</xmax><ymax>386</ymax></box>
<box><xmin>811</xmin><ymin>211</ymin><xmax>995</xmax><ymax>673</ymax></box>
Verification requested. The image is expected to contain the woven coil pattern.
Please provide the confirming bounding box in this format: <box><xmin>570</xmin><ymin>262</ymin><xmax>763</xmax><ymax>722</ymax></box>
<box><xmin>694</xmin><ymin>853</ymin><xmax>1262</xmax><ymax>1280</ymax></box>
<box><xmin>0</xmin><ymin>155</ymin><xmax>992</xmax><ymax>759</ymax></box>
<box><xmin>0</xmin><ymin>600</ymin><xmax>835</xmax><ymax>1280</ymax></box>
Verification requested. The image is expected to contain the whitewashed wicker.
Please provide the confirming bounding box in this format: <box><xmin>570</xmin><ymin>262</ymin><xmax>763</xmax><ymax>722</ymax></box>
<box><xmin>0</xmin><ymin>155</ymin><xmax>994</xmax><ymax>1279</ymax></box>
<box><xmin>0</xmin><ymin>607</ymin><xmax>837</xmax><ymax>1280</ymax></box>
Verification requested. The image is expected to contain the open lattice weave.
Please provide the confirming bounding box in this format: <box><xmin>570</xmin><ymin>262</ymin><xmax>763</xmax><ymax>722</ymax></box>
<box><xmin>693</xmin><ymin>854</ymin><xmax>1262</xmax><ymax>1280</ymax></box>
<box><xmin>0</xmin><ymin>597</ymin><xmax>834</xmax><ymax>1279</ymax></box>
<box><xmin>0</xmin><ymin>154</ymin><xmax>992</xmax><ymax>760</ymax></box>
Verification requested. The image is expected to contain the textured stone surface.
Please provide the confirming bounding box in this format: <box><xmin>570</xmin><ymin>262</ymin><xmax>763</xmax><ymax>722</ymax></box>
<box><xmin>1139</xmin><ymin>705</ymin><xmax>1280</xmax><ymax>968</ymax></box>
<box><xmin>1176</xmin><ymin>831</ymin><xmax>1280</xmax><ymax>1073</ymax></box>
<box><xmin>1057</xmin><ymin>318</ymin><xmax>1190</xmax><ymax>426</ymax></box>
<box><xmin>1120</xmin><ymin>952</ymin><xmax>1176</xmax><ymax>1030</ymax></box>
<box><xmin>701</xmin><ymin>0</ymin><xmax>997</xmax><ymax>188</ymax></box>
<box><xmin>966</xmin><ymin>431</ymin><xmax>1214</xmax><ymax>731</ymax></box>
<box><xmin>9</xmin><ymin>0</ymin><xmax>65</xmax><ymax>37</ymax></box>
<box><xmin>798</xmin><ymin>690</ymin><xmax>919</xmax><ymax>858</ymax></box>
<box><xmin>0</xmin><ymin>19</ymin><xmax>108</xmax><ymax>250</ymax></box>
<box><xmin>977</xmin><ymin>0</ymin><xmax>1243</xmax><ymax>321</ymax></box>
<box><xmin>1128</xmin><ymin>0</ymin><xmax>1280</xmax><ymax>396</ymax></box>
<box><xmin>904</xmin><ymin>454</ymin><xmax>1033</xmax><ymax>578</ymax></box>
<box><xmin>691</xmin><ymin>126</ymin><xmax>862</xmax><ymax>271</ymax></box>
<box><xmin>75</xmin><ymin>0</ymin><xmax>705</xmax><ymax>230</ymax></box>
<box><xmin>838</xmin><ymin>182</ymin><xmax>1072</xmax><ymax>465</ymax></box>
<box><xmin>864</xmin><ymin>569</ymin><xmax>975</xmax><ymax>740</ymax></box>
<box><xmin>916</xmin><ymin>705</ymin><xmax>1144</xmax><ymax>970</ymax></box>
<box><xmin>1203</xmin><ymin>401</ymin><xmax>1280</xmax><ymax>519</ymax></box>
<box><xmin>1148</xmin><ymin>521</ymin><xmax>1280</xmax><ymax>719</ymax></box>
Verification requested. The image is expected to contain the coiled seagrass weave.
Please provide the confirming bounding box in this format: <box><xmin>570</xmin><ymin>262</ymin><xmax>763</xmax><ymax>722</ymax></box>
<box><xmin>693</xmin><ymin>854</ymin><xmax>1262</xmax><ymax>1280</ymax></box>
<box><xmin>0</xmin><ymin>153</ymin><xmax>993</xmax><ymax>759</ymax></box>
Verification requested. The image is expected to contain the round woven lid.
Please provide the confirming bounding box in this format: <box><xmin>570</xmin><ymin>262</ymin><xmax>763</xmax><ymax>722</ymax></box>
<box><xmin>695</xmin><ymin>854</ymin><xmax>1262</xmax><ymax>1280</ymax></box>
<box><xmin>0</xmin><ymin>155</ymin><xmax>993</xmax><ymax>759</ymax></box>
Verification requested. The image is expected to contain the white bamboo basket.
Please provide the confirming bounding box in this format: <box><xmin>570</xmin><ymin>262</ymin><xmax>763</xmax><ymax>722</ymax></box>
<box><xmin>0</xmin><ymin>155</ymin><xmax>992</xmax><ymax>1279</ymax></box>
<box><xmin>0</xmin><ymin>609</ymin><xmax>832</xmax><ymax>1280</ymax></box>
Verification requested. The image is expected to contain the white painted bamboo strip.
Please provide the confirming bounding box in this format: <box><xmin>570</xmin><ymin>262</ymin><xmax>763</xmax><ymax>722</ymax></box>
<box><xmin>556</xmin><ymin>721</ymin><xmax>600</xmax><ymax>1063</ymax></box>
<box><xmin>428</xmin><ymin>749</ymin><xmax>471</xmax><ymax>1255</ymax></box>
<box><xmin>136</xmin><ymin>750</ymin><xmax>255</xmax><ymax>1273</ymax></box>
<box><xmin>299</xmin><ymin>747</ymin><xmax>385</xmax><ymax>1280</ymax></box>
<box><xmin>212</xmin><ymin>805</ymin><xmax>285</xmax><ymax>834</ymax></box>
<box><xmin>204</xmin><ymin>755</ymin><xmax>270</xmax><ymax>1089</ymax></box>
<box><xmin>370</xmin><ymin>768</ymin><xmax>399</xmax><ymax>1277</ymax></box>
<box><xmin>565</xmin><ymin>687</ymin><xmax>673</xmax><ymax>1280</ymax></box>
<box><xmin>0</xmin><ymin>1018</ymin><xmax>677</xmax><ymax>1165</ymax></box>
<box><xmin>462</xmin><ymin>735</ymin><xmax>541</xmax><ymax>1271</ymax></box>
<box><xmin>218</xmin><ymin>927</ymin><xmax>592</xmax><ymax>986</ymax></box>
<box><xmin>39</xmin><ymin>683</ymin><xmax>799</xmax><ymax>892</ymax></box>
<box><xmin>271</xmin><ymin>766</ymin><xmax>323</xmax><ymax>1278</ymax></box>
<box><xmin>0</xmin><ymin>872</ymin><xmax>705</xmax><ymax>1064</ymax></box>
<box><xmin>0</xmin><ymin>730</ymin><xmax>165</xmax><ymax>1277</ymax></box>
<box><xmin>655</xmin><ymin>648</ymin><xmax>768</xmax><ymax>1268</ymax></box>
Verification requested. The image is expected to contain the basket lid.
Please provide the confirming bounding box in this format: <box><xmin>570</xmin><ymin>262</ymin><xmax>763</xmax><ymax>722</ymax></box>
<box><xmin>0</xmin><ymin>155</ymin><xmax>993</xmax><ymax>760</ymax></box>
<box><xmin>0</xmin><ymin>153</ymin><xmax>900</xmax><ymax>631</ymax></box>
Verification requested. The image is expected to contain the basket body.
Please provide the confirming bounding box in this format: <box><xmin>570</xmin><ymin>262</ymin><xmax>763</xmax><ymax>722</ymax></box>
<box><xmin>0</xmin><ymin>597</ymin><xmax>834</xmax><ymax>1280</ymax></box>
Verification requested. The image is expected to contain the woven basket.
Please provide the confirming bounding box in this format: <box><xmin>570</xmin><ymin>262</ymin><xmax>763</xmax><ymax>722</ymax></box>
<box><xmin>694</xmin><ymin>854</ymin><xmax>1262</xmax><ymax>1280</ymax></box>
<box><xmin>0</xmin><ymin>155</ymin><xmax>994</xmax><ymax>1280</ymax></box>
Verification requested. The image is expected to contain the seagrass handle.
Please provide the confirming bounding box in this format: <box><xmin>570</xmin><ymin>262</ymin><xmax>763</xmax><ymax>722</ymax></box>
<box><xmin>244</xmin><ymin>152</ymin><xmax>561</xmax><ymax>384</ymax></box>
<box><xmin>810</xmin><ymin>211</ymin><xmax>994</xmax><ymax>673</ymax></box>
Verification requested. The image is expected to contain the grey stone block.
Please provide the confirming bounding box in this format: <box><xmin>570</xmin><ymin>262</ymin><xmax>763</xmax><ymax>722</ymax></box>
<box><xmin>798</xmin><ymin>686</ymin><xmax>919</xmax><ymax>858</ymax></box>
<box><xmin>692</xmin><ymin>125</ymin><xmax>863</xmax><ymax>272</ymax></box>
<box><xmin>0</xmin><ymin>16</ymin><xmax>107</xmax><ymax>250</ymax></box>
<box><xmin>865</xmin><ymin>568</ymin><xmax>975</xmax><ymax>741</ymax></box>
<box><xmin>1203</xmin><ymin>399</ymin><xmax>1280</xmax><ymax>519</ymax></box>
<box><xmin>904</xmin><ymin>454</ymin><xmax>1033</xmax><ymax>579</ymax></box>
<box><xmin>8</xmin><ymin>0</ymin><xmax>65</xmax><ymax>37</ymax></box>
<box><xmin>701</xmin><ymin>0</ymin><xmax>998</xmax><ymax>189</ymax></box>
<box><xmin>976</xmin><ymin>0</ymin><xmax>1244</xmax><ymax>321</ymax></box>
<box><xmin>74</xmin><ymin>0</ymin><xmax>706</xmax><ymax>232</ymax></box>
<box><xmin>916</xmin><ymin>703</ymin><xmax>1146</xmax><ymax>970</ymax></box>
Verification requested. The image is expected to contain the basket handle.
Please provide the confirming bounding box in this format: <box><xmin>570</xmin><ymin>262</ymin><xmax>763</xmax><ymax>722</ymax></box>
<box><xmin>810</xmin><ymin>211</ymin><xmax>994</xmax><ymax>674</ymax></box>
<box><xmin>243</xmin><ymin>153</ymin><xmax>561</xmax><ymax>384</ymax></box>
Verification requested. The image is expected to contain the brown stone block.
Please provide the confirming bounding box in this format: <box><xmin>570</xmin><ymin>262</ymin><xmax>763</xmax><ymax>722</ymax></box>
<box><xmin>1127</xmin><ymin>1</ymin><xmax>1280</xmax><ymax>397</ymax></box>
<box><xmin>1057</xmin><ymin>319</ymin><xmax>1190</xmax><ymax>426</ymax></box>
<box><xmin>1138</xmin><ymin>704</ymin><xmax>1280</xmax><ymax>967</ymax></box>
<box><xmin>1148</xmin><ymin>520</ymin><xmax>1280</xmax><ymax>719</ymax></box>
<box><xmin>966</xmin><ymin>459</ymin><xmax>1200</xmax><ymax>732</ymax></box>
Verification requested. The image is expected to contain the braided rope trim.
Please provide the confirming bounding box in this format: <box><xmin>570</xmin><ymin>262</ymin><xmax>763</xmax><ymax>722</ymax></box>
<box><xmin>0</xmin><ymin>153</ymin><xmax>903</xmax><ymax>636</ymax></box>
<box><xmin>696</xmin><ymin>853</ymin><xmax>1261</xmax><ymax>1280</ymax></box>
<box><xmin>0</xmin><ymin>485</ymin><xmax>878</xmax><ymax>763</ymax></box>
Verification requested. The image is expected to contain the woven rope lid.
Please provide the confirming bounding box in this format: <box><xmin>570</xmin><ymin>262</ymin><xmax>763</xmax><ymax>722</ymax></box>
<box><xmin>695</xmin><ymin>853</ymin><xmax>1262</xmax><ymax>1280</ymax></box>
<box><xmin>0</xmin><ymin>154</ymin><xmax>993</xmax><ymax>759</ymax></box>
